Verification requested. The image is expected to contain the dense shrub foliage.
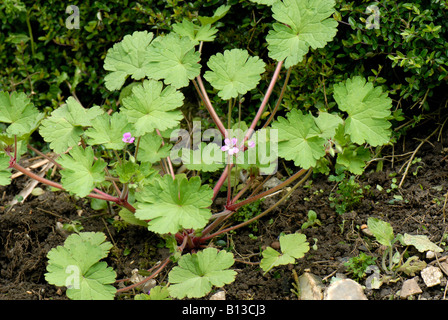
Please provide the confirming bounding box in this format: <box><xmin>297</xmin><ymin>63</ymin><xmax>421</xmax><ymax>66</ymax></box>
<box><xmin>284</xmin><ymin>0</ymin><xmax>448</xmax><ymax>114</ymax></box>
<box><xmin>1</xmin><ymin>0</ymin><xmax>447</xmax><ymax>121</ymax></box>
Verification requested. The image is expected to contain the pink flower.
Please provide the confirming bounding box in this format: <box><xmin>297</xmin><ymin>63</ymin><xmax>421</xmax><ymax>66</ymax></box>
<box><xmin>221</xmin><ymin>137</ymin><xmax>239</xmax><ymax>155</ymax></box>
<box><xmin>122</xmin><ymin>132</ymin><xmax>135</xmax><ymax>144</ymax></box>
<box><xmin>247</xmin><ymin>140</ymin><xmax>256</xmax><ymax>148</ymax></box>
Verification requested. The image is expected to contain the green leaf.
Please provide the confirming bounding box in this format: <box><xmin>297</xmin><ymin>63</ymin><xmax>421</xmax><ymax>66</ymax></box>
<box><xmin>0</xmin><ymin>91</ymin><xmax>43</xmax><ymax>138</ymax></box>
<box><xmin>266</xmin><ymin>0</ymin><xmax>338</xmax><ymax>68</ymax></box>
<box><xmin>135</xmin><ymin>285</ymin><xmax>172</xmax><ymax>300</ymax></box>
<box><xmin>115</xmin><ymin>161</ymin><xmax>155</xmax><ymax>185</ymax></box>
<box><xmin>0</xmin><ymin>153</ymin><xmax>11</xmax><ymax>186</ymax></box>
<box><xmin>119</xmin><ymin>208</ymin><xmax>148</xmax><ymax>228</ymax></box>
<box><xmin>333</xmin><ymin>76</ymin><xmax>392</xmax><ymax>146</ymax></box>
<box><xmin>396</xmin><ymin>256</ymin><xmax>427</xmax><ymax>276</ymax></box>
<box><xmin>336</xmin><ymin>144</ymin><xmax>371</xmax><ymax>175</ymax></box>
<box><xmin>146</xmin><ymin>33</ymin><xmax>201</xmax><ymax>88</ymax></box>
<box><xmin>402</xmin><ymin>233</ymin><xmax>443</xmax><ymax>253</ymax></box>
<box><xmin>260</xmin><ymin>233</ymin><xmax>309</xmax><ymax>273</ymax></box>
<box><xmin>204</xmin><ymin>49</ymin><xmax>266</xmax><ymax>100</ymax></box>
<box><xmin>65</xmin><ymin>231</ymin><xmax>113</xmax><ymax>258</ymax></box>
<box><xmin>198</xmin><ymin>5</ymin><xmax>231</xmax><ymax>25</ymax></box>
<box><xmin>168</xmin><ymin>248</ymin><xmax>236</xmax><ymax>299</ymax></box>
<box><xmin>135</xmin><ymin>174</ymin><xmax>213</xmax><ymax>234</ymax></box>
<box><xmin>45</xmin><ymin>232</ymin><xmax>116</xmax><ymax>300</ymax></box>
<box><xmin>103</xmin><ymin>31</ymin><xmax>154</xmax><ymax>91</ymax></box>
<box><xmin>135</xmin><ymin>286</ymin><xmax>172</xmax><ymax>300</ymax></box>
<box><xmin>314</xmin><ymin>112</ymin><xmax>343</xmax><ymax>139</ymax></box>
<box><xmin>85</xmin><ymin>112</ymin><xmax>133</xmax><ymax>150</ymax></box>
<box><xmin>136</xmin><ymin>132</ymin><xmax>173</xmax><ymax>164</ymax></box>
<box><xmin>173</xmin><ymin>19</ymin><xmax>218</xmax><ymax>44</ymax></box>
<box><xmin>148</xmin><ymin>286</ymin><xmax>171</xmax><ymax>300</ymax></box>
<box><xmin>367</xmin><ymin>217</ymin><xmax>394</xmax><ymax>248</ymax></box>
<box><xmin>271</xmin><ymin>109</ymin><xmax>326</xmax><ymax>169</ymax></box>
<box><xmin>181</xmin><ymin>142</ymin><xmax>225</xmax><ymax>172</ymax></box>
<box><xmin>122</xmin><ymin>80</ymin><xmax>184</xmax><ymax>137</ymax></box>
<box><xmin>40</xmin><ymin>97</ymin><xmax>104</xmax><ymax>154</ymax></box>
<box><xmin>58</xmin><ymin>146</ymin><xmax>107</xmax><ymax>197</ymax></box>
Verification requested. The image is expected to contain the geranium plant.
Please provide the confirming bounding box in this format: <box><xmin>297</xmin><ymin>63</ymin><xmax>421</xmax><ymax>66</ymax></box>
<box><xmin>0</xmin><ymin>0</ymin><xmax>396</xmax><ymax>299</ymax></box>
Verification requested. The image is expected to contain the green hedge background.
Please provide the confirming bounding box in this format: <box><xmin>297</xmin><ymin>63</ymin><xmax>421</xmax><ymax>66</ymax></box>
<box><xmin>1</xmin><ymin>0</ymin><xmax>447</xmax><ymax>122</ymax></box>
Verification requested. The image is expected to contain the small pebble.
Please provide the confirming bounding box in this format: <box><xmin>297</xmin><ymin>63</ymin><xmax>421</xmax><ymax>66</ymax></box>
<box><xmin>400</xmin><ymin>278</ymin><xmax>422</xmax><ymax>299</ymax></box>
<box><xmin>421</xmin><ymin>266</ymin><xmax>443</xmax><ymax>287</ymax></box>
<box><xmin>210</xmin><ymin>291</ymin><xmax>226</xmax><ymax>300</ymax></box>
<box><xmin>270</xmin><ymin>241</ymin><xmax>280</xmax><ymax>250</ymax></box>
<box><xmin>324</xmin><ymin>279</ymin><xmax>367</xmax><ymax>300</ymax></box>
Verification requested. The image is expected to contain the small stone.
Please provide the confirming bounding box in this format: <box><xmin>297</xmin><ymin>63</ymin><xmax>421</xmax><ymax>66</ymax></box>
<box><xmin>361</xmin><ymin>226</ymin><xmax>374</xmax><ymax>237</ymax></box>
<box><xmin>270</xmin><ymin>241</ymin><xmax>280</xmax><ymax>250</ymax></box>
<box><xmin>298</xmin><ymin>272</ymin><xmax>325</xmax><ymax>300</ymax></box>
<box><xmin>421</xmin><ymin>266</ymin><xmax>443</xmax><ymax>287</ymax></box>
<box><xmin>130</xmin><ymin>268</ymin><xmax>157</xmax><ymax>292</ymax></box>
<box><xmin>263</xmin><ymin>177</ymin><xmax>282</xmax><ymax>189</ymax></box>
<box><xmin>210</xmin><ymin>291</ymin><xmax>226</xmax><ymax>300</ymax></box>
<box><xmin>324</xmin><ymin>279</ymin><xmax>368</xmax><ymax>300</ymax></box>
<box><xmin>425</xmin><ymin>251</ymin><xmax>438</xmax><ymax>260</ymax></box>
<box><xmin>400</xmin><ymin>278</ymin><xmax>422</xmax><ymax>299</ymax></box>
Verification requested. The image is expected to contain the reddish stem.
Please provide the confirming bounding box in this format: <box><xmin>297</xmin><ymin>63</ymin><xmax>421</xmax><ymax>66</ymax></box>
<box><xmin>212</xmin><ymin>164</ymin><xmax>233</xmax><ymax>200</ymax></box>
<box><xmin>201</xmin><ymin>169</ymin><xmax>312</xmax><ymax>242</ymax></box>
<box><xmin>210</xmin><ymin>60</ymin><xmax>284</xmax><ymax>201</ymax></box>
<box><xmin>193</xmin><ymin>77</ymin><xmax>227</xmax><ymax>138</ymax></box>
<box><xmin>243</xmin><ymin>60</ymin><xmax>284</xmax><ymax>143</ymax></box>
<box><xmin>115</xmin><ymin>257</ymin><xmax>171</xmax><ymax>294</ymax></box>
<box><xmin>10</xmin><ymin>161</ymin><xmax>136</xmax><ymax>211</ymax></box>
<box><xmin>226</xmin><ymin>168</ymin><xmax>306</xmax><ymax>212</ymax></box>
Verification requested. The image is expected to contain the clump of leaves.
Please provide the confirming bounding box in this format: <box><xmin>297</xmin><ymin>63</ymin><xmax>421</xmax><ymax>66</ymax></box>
<box><xmin>231</xmin><ymin>198</ymin><xmax>264</xmax><ymax>233</ymax></box>
<box><xmin>344</xmin><ymin>252</ymin><xmax>377</xmax><ymax>281</ymax></box>
<box><xmin>329</xmin><ymin>174</ymin><xmax>366</xmax><ymax>215</ymax></box>
<box><xmin>45</xmin><ymin>232</ymin><xmax>116</xmax><ymax>300</ymax></box>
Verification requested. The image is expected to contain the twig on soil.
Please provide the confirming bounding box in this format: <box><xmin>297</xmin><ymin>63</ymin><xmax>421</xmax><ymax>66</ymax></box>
<box><xmin>101</xmin><ymin>217</ymin><xmax>117</xmax><ymax>247</ymax></box>
<box><xmin>35</xmin><ymin>207</ymin><xmax>71</xmax><ymax>221</ymax></box>
<box><xmin>322</xmin><ymin>269</ymin><xmax>338</xmax><ymax>282</ymax></box>
<box><xmin>234</xmin><ymin>259</ymin><xmax>260</xmax><ymax>265</ymax></box>
<box><xmin>9</xmin><ymin>160</ymin><xmax>55</xmax><ymax>207</ymax></box>
<box><xmin>398</xmin><ymin>120</ymin><xmax>446</xmax><ymax>188</ymax></box>
<box><xmin>11</xmin><ymin>158</ymin><xmax>52</xmax><ymax>179</ymax></box>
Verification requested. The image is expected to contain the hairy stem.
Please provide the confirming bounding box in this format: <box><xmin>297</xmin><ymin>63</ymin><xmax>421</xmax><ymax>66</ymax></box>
<box><xmin>10</xmin><ymin>161</ymin><xmax>136</xmax><ymax>212</ymax></box>
<box><xmin>211</xmin><ymin>60</ymin><xmax>284</xmax><ymax>201</ymax></box>
<box><xmin>193</xmin><ymin>77</ymin><xmax>227</xmax><ymax>138</ymax></box>
<box><xmin>262</xmin><ymin>66</ymin><xmax>292</xmax><ymax>129</ymax></box>
<box><xmin>212</xmin><ymin>164</ymin><xmax>233</xmax><ymax>200</ymax></box>
<box><xmin>243</xmin><ymin>60</ymin><xmax>284</xmax><ymax>143</ymax></box>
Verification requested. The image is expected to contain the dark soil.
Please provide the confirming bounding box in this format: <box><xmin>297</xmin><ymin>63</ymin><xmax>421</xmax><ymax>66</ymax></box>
<box><xmin>1</xmin><ymin>120</ymin><xmax>448</xmax><ymax>300</ymax></box>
